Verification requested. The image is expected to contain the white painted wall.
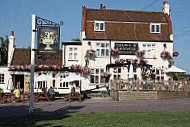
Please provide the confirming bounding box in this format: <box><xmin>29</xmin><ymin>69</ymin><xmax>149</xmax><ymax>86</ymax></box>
<box><xmin>62</xmin><ymin>44</ymin><xmax>82</xmax><ymax>67</ymax></box>
<box><xmin>79</xmin><ymin>39</ymin><xmax>173</xmax><ymax>91</ymax></box>
<box><xmin>0</xmin><ymin>67</ymin><xmax>12</xmax><ymax>92</ymax></box>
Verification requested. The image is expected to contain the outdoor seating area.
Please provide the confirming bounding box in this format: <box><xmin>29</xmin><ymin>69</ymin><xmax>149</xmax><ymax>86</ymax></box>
<box><xmin>0</xmin><ymin>86</ymin><xmax>84</xmax><ymax>104</ymax></box>
<box><xmin>0</xmin><ymin>91</ymin><xmax>19</xmax><ymax>104</ymax></box>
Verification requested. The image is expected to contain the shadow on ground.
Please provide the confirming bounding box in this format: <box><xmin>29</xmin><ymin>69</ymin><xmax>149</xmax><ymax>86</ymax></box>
<box><xmin>0</xmin><ymin>105</ymin><xmax>85</xmax><ymax>127</ymax></box>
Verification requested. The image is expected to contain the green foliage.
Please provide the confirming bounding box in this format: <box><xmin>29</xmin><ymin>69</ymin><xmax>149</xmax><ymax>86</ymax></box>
<box><xmin>0</xmin><ymin>36</ymin><xmax>9</xmax><ymax>65</ymax></box>
<box><xmin>173</xmin><ymin>73</ymin><xmax>186</xmax><ymax>81</ymax></box>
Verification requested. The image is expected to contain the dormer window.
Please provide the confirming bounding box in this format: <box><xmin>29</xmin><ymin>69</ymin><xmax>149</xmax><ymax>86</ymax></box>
<box><xmin>150</xmin><ymin>23</ymin><xmax>161</xmax><ymax>33</ymax></box>
<box><xmin>94</xmin><ymin>21</ymin><xmax>105</xmax><ymax>31</ymax></box>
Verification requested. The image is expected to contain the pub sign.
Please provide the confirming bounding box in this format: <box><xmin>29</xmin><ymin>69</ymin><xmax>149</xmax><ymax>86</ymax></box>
<box><xmin>115</xmin><ymin>43</ymin><xmax>138</xmax><ymax>55</ymax></box>
<box><xmin>37</xmin><ymin>26</ymin><xmax>60</xmax><ymax>53</ymax></box>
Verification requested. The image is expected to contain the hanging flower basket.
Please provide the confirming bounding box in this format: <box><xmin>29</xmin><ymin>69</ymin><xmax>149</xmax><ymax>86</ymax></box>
<box><xmin>133</xmin><ymin>59</ymin><xmax>138</xmax><ymax>64</ymax></box>
<box><xmin>140</xmin><ymin>59</ymin><xmax>147</xmax><ymax>65</ymax></box>
<box><xmin>81</xmin><ymin>67</ymin><xmax>91</xmax><ymax>74</ymax></box>
<box><xmin>160</xmin><ymin>51</ymin><xmax>172</xmax><ymax>59</ymax></box>
<box><xmin>71</xmin><ymin>64</ymin><xmax>82</xmax><ymax>71</ymax></box>
<box><xmin>110</xmin><ymin>48</ymin><xmax>120</xmax><ymax>56</ymax></box>
<box><xmin>136</xmin><ymin>51</ymin><xmax>145</xmax><ymax>58</ymax></box>
<box><xmin>85</xmin><ymin>49</ymin><xmax>96</xmax><ymax>58</ymax></box>
<box><xmin>173</xmin><ymin>51</ymin><xmax>179</xmax><ymax>57</ymax></box>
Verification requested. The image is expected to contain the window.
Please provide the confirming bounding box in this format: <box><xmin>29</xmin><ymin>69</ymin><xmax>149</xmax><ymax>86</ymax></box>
<box><xmin>150</xmin><ymin>24</ymin><xmax>161</xmax><ymax>33</ymax></box>
<box><xmin>37</xmin><ymin>81</ymin><xmax>47</xmax><ymax>89</ymax></box>
<box><xmin>90</xmin><ymin>68</ymin><xmax>105</xmax><ymax>84</ymax></box>
<box><xmin>0</xmin><ymin>74</ymin><xmax>4</xmax><ymax>83</ymax></box>
<box><xmin>113</xmin><ymin>67</ymin><xmax>121</xmax><ymax>79</ymax></box>
<box><xmin>142</xmin><ymin>43</ymin><xmax>156</xmax><ymax>58</ymax></box>
<box><xmin>60</xmin><ymin>73</ymin><xmax>69</xmax><ymax>88</ymax></box>
<box><xmin>94</xmin><ymin>21</ymin><xmax>105</xmax><ymax>31</ymax></box>
<box><xmin>68</xmin><ymin>47</ymin><xmax>78</xmax><ymax>60</ymax></box>
<box><xmin>96</xmin><ymin>43</ymin><xmax>109</xmax><ymax>57</ymax></box>
<box><xmin>52</xmin><ymin>80</ymin><xmax>56</xmax><ymax>88</ymax></box>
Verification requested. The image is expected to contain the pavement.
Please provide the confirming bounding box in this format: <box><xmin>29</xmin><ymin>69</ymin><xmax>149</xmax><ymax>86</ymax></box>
<box><xmin>0</xmin><ymin>98</ymin><xmax>190</xmax><ymax>118</ymax></box>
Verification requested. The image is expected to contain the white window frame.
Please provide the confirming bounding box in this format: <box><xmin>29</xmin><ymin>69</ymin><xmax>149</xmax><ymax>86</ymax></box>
<box><xmin>113</xmin><ymin>67</ymin><xmax>121</xmax><ymax>79</ymax></box>
<box><xmin>59</xmin><ymin>73</ymin><xmax>69</xmax><ymax>88</ymax></box>
<box><xmin>142</xmin><ymin>43</ymin><xmax>156</xmax><ymax>59</ymax></box>
<box><xmin>90</xmin><ymin>68</ymin><xmax>105</xmax><ymax>84</ymax></box>
<box><xmin>36</xmin><ymin>81</ymin><xmax>47</xmax><ymax>89</ymax></box>
<box><xmin>96</xmin><ymin>42</ymin><xmax>109</xmax><ymax>57</ymax></box>
<box><xmin>94</xmin><ymin>21</ymin><xmax>105</xmax><ymax>31</ymax></box>
<box><xmin>68</xmin><ymin>47</ymin><xmax>78</xmax><ymax>60</ymax></box>
<box><xmin>0</xmin><ymin>74</ymin><xmax>4</xmax><ymax>84</ymax></box>
<box><xmin>150</xmin><ymin>23</ymin><xmax>161</xmax><ymax>33</ymax></box>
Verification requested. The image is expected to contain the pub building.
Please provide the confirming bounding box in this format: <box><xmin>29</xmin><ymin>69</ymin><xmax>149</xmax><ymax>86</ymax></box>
<box><xmin>0</xmin><ymin>1</ymin><xmax>181</xmax><ymax>94</ymax></box>
<box><xmin>80</xmin><ymin>2</ymin><xmax>174</xmax><ymax>92</ymax></box>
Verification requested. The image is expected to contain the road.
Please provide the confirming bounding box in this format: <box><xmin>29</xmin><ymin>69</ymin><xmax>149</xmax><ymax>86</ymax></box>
<box><xmin>0</xmin><ymin>98</ymin><xmax>190</xmax><ymax>118</ymax></box>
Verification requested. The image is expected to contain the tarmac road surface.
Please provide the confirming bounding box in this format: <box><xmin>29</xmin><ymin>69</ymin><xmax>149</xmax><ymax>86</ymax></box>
<box><xmin>0</xmin><ymin>98</ymin><xmax>190</xmax><ymax>118</ymax></box>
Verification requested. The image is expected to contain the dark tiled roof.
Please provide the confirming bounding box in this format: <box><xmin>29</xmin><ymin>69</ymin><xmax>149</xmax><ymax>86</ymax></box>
<box><xmin>85</xmin><ymin>22</ymin><xmax>170</xmax><ymax>41</ymax></box>
<box><xmin>11</xmin><ymin>48</ymin><xmax>62</xmax><ymax>66</ymax></box>
<box><xmin>86</xmin><ymin>9</ymin><xmax>168</xmax><ymax>23</ymax></box>
<box><xmin>83</xmin><ymin>8</ymin><xmax>172</xmax><ymax>42</ymax></box>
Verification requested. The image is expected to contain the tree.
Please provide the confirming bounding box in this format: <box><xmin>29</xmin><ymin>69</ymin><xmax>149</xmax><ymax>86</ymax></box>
<box><xmin>0</xmin><ymin>36</ymin><xmax>9</xmax><ymax>65</ymax></box>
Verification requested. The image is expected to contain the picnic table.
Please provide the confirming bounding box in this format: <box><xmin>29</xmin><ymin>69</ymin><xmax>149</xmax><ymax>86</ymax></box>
<box><xmin>0</xmin><ymin>92</ymin><xmax>14</xmax><ymax>104</ymax></box>
<box><xmin>66</xmin><ymin>92</ymin><xmax>82</xmax><ymax>102</ymax></box>
<box><xmin>34</xmin><ymin>92</ymin><xmax>50</xmax><ymax>102</ymax></box>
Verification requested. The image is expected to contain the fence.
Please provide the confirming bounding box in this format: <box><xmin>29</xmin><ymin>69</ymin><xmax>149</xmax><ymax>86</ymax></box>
<box><xmin>110</xmin><ymin>79</ymin><xmax>190</xmax><ymax>92</ymax></box>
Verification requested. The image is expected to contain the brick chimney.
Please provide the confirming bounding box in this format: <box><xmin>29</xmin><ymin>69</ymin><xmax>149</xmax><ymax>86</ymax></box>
<box><xmin>163</xmin><ymin>1</ymin><xmax>170</xmax><ymax>16</ymax></box>
<box><xmin>100</xmin><ymin>4</ymin><xmax>106</xmax><ymax>9</ymax></box>
<box><xmin>8</xmin><ymin>31</ymin><xmax>15</xmax><ymax>67</ymax></box>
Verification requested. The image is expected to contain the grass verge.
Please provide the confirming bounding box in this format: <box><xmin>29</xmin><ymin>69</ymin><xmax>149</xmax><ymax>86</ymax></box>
<box><xmin>1</xmin><ymin>112</ymin><xmax>190</xmax><ymax>127</ymax></box>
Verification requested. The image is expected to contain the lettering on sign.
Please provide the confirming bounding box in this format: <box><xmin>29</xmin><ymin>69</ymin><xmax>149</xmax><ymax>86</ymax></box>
<box><xmin>115</xmin><ymin>43</ymin><xmax>138</xmax><ymax>55</ymax></box>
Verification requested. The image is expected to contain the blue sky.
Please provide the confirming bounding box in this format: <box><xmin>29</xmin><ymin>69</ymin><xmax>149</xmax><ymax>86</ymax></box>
<box><xmin>0</xmin><ymin>0</ymin><xmax>190</xmax><ymax>73</ymax></box>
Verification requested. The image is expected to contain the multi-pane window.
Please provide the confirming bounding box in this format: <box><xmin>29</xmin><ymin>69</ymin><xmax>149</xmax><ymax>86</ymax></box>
<box><xmin>69</xmin><ymin>47</ymin><xmax>78</xmax><ymax>60</ymax></box>
<box><xmin>0</xmin><ymin>74</ymin><xmax>4</xmax><ymax>83</ymax></box>
<box><xmin>94</xmin><ymin>21</ymin><xmax>105</xmax><ymax>31</ymax></box>
<box><xmin>90</xmin><ymin>68</ymin><xmax>105</xmax><ymax>84</ymax></box>
<box><xmin>150</xmin><ymin>24</ymin><xmax>161</xmax><ymax>33</ymax></box>
<box><xmin>113</xmin><ymin>67</ymin><xmax>121</xmax><ymax>79</ymax></box>
<box><xmin>37</xmin><ymin>81</ymin><xmax>46</xmax><ymax>89</ymax></box>
<box><xmin>60</xmin><ymin>73</ymin><xmax>69</xmax><ymax>88</ymax></box>
<box><xmin>142</xmin><ymin>43</ymin><xmax>156</xmax><ymax>58</ymax></box>
<box><xmin>96</xmin><ymin>43</ymin><xmax>109</xmax><ymax>57</ymax></box>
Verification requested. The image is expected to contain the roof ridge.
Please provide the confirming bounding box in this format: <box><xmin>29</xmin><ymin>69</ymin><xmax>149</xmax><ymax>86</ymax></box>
<box><xmin>86</xmin><ymin>8</ymin><xmax>163</xmax><ymax>14</ymax></box>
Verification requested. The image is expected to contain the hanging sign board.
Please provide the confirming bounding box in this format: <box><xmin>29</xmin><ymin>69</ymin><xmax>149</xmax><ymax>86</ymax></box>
<box><xmin>115</xmin><ymin>43</ymin><xmax>138</xmax><ymax>55</ymax></box>
<box><xmin>37</xmin><ymin>26</ymin><xmax>60</xmax><ymax>53</ymax></box>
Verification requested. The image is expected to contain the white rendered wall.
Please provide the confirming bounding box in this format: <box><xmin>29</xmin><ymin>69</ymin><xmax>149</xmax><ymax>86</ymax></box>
<box><xmin>62</xmin><ymin>45</ymin><xmax>82</xmax><ymax>67</ymax></box>
<box><xmin>79</xmin><ymin>39</ymin><xmax>173</xmax><ymax>91</ymax></box>
<box><xmin>0</xmin><ymin>67</ymin><xmax>12</xmax><ymax>91</ymax></box>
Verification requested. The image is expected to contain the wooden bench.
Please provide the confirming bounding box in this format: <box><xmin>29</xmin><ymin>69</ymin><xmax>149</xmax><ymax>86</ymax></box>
<box><xmin>66</xmin><ymin>92</ymin><xmax>82</xmax><ymax>102</ymax></box>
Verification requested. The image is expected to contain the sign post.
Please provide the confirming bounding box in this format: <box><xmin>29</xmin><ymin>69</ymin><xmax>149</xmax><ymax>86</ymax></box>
<box><xmin>29</xmin><ymin>15</ymin><xmax>63</xmax><ymax>114</ymax></box>
<box><xmin>29</xmin><ymin>14</ymin><xmax>36</xmax><ymax>113</ymax></box>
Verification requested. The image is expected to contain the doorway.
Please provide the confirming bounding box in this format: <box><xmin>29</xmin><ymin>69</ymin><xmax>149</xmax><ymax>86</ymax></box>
<box><xmin>13</xmin><ymin>75</ymin><xmax>24</xmax><ymax>89</ymax></box>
